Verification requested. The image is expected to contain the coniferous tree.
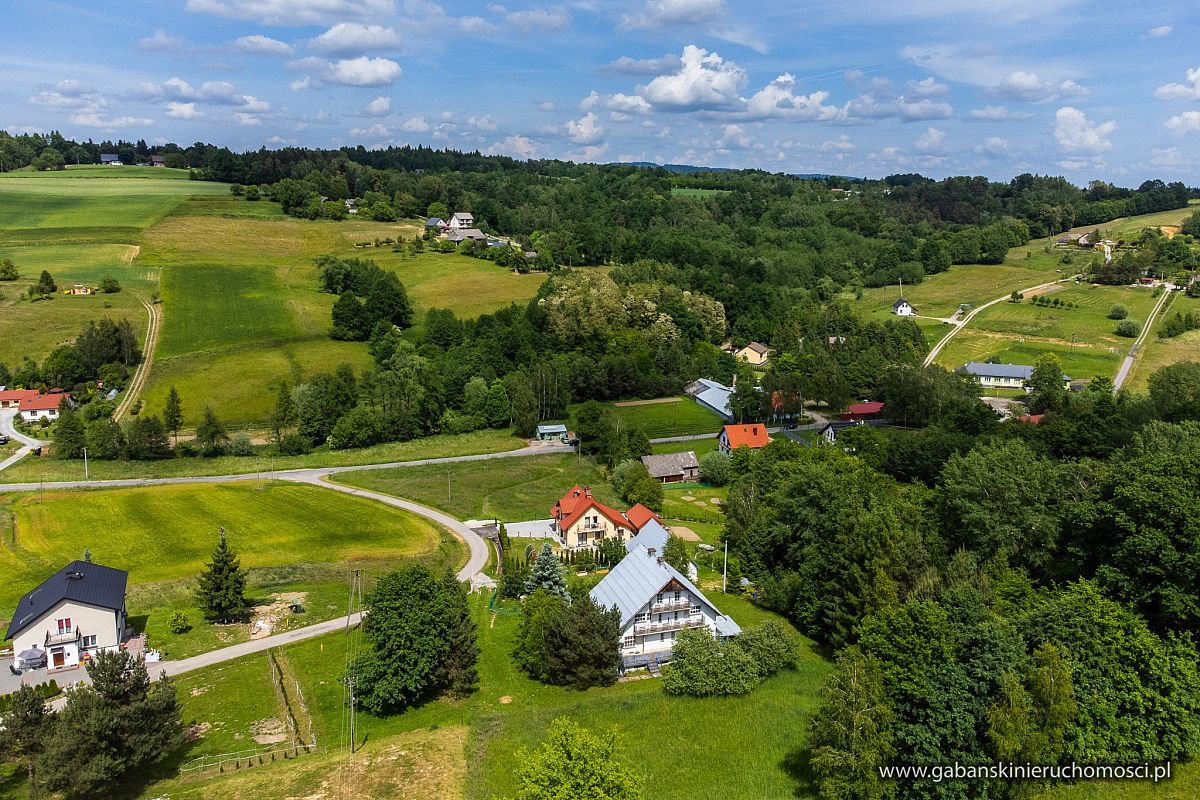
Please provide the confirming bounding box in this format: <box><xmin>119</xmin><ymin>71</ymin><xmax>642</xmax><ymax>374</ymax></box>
<box><xmin>542</xmin><ymin>595</ymin><xmax>621</xmax><ymax>689</ymax></box>
<box><xmin>524</xmin><ymin>543</ymin><xmax>570</xmax><ymax>601</ymax></box>
<box><xmin>270</xmin><ymin>380</ymin><xmax>297</xmax><ymax>445</ymax></box>
<box><xmin>38</xmin><ymin>650</ymin><xmax>182</xmax><ymax>800</ymax></box>
<box><xmin>162</xmin><ymin>387</ymin><xmax>183</xmax><ymax>444</ymax></box>
<box><xmin>194</xmin><ymin>406</ymin><xmax>230</xmax><ymax>456</ymax></box>
<box><xmin>196</xmin><ymin>529</ymin><xmax>248</xmax><ymax>623</ymax></box>
<box><xmin>52</xmin><ymin>403</ymin><xmax>86</xmax><ymax>459</ymax></box>
<box><xmin>438</xmin><ymin>568</ymin><xmax>479</xmax><ymax>697</ymax></box>
<box><xmin>0</xmin><ymin>684</ymin><xmax>51</xmax><ymax>797</ymax></box>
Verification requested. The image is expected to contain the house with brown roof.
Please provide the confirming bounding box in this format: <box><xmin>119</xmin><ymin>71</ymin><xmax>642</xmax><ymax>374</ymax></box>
<box><xmin>734</xmin><ymin>342</ymin><xmax>769</xmax><ymax>366</ymax></box>
<box><xmin>640</xmin><ymin>451</ymin><xmax>700</xmax><ymax>484</ymax></box>
<box><xmin>625</xmin><ymin>503</ymin><xmax>662</xmax><ymax>531</ymax></box>
<box><xmin>717</xmin><ymin>424</ymin><xmax>771</xmax><ymax>453</ymax></box>
<box><xmin>0</xmin><ymin>389</ymin><xmax>40</xmax><ymax>410</ymax></box>
<box><xmin>19</xmin><ymin>392</ymin><xmax>66</xmax><ymax>422</ymax></box>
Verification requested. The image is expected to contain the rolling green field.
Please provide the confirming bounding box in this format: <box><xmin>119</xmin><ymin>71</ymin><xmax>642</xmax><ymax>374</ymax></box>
<box><xmin>565</xmin><ymin>397</ymin><xmax>726</xmax><ymax>439</ymax></box>
<box><xmin>335</xmin><ymin>452</ymin><xmax>619</xmax><ymax>523</ymax></box>
<box><xmin>136</xmin><ymin>199</ymin><xmax>545</xmax><ymax>426</ymax></box>
<box><xmin>0</xmin><ymin>428</ymin><xmax>524</xmax><ymax>483</ymax></box>
<box><xmin>1124</xmin><ymin>293</ymin><xmax>1200</xmax><ymax>392</ymax></box>
<box><xmin>670</xmin><ymin>187</ymin><xmax>732</xmax><ymax>197</ymax></box>
<box><xmin>0</xmin><ymin>481</ymin><xmax>463</xmax><ymax>656</ymax></box>
<box><xmin>933</xmin><ymin>283</ymin><xmax>1162</xmax><ymax>380</ymax></box>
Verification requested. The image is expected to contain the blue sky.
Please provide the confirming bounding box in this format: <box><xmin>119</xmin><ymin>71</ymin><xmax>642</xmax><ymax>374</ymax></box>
<box><xmin>3</xmin><ymin>0</ymin><xmax>1199</xmax><ymax>183</ymax></box>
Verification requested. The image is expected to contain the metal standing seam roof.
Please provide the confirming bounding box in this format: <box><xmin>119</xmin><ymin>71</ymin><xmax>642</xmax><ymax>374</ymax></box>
<box><xmin>691</xmin><ymin>378</ymin><xmax>733</xmax><ymax>419</ymax></box>
<box><xmin>537</xmin><ymin>424</ymin><xmax>567</xmax><ymax>435</ymax></box>
<box><xmin>962</xmin><ymin>362</ymin><xmax>1071</xmax><ymax>381</ymax></box>
<box><xmin>590</xmin><ymin>544</ymin><xmax>740</xmax><ymax>641</ymax></box>
<box><xmin>625</xmin><ymin>519</ymin><xmax>670</xmax><ymax>553</ymax></box>
<box><xmin>5</xmin><ymin>561</ymin><xmax>127</xmax><ymax>640</ymax></box>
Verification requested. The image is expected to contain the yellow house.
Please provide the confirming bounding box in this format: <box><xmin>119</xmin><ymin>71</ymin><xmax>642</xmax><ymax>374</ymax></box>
<box><xmin>734</xmin><ymin>342</ymin><xmax>769</xmax><ymax>366</ymax></box>
<box><xmin>550</xmin><ymin>486</ymin><xmax>633</xmax><ymax>549</ymax></box>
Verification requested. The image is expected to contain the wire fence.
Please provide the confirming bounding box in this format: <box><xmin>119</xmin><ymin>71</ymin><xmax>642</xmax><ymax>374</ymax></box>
<box><xmin>178</xmin><ymin>743</ymin><xmax>324</xmax><ymax>778</ymax></box>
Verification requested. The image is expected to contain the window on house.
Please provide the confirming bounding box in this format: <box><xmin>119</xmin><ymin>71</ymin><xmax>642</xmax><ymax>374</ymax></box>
<box><xmin>82</xmin><ymin>635</ymin><xmax>97</xmax><ymax>648</ymax></box>
<box><xmin>57</xmin><ymin>618</ymin><xmax>72</xmax><ymax>634</ymax></box>
<box><xmin>636</xmin><ymin>612</ymin><xmax>650</xmax><ymax>622</ymax></box>
<box><xmin>656</xmin><ymin>592</ymin><xmax>664</xmax><ymax>603</ymax></box>
<box><xmin>623</xmin><ymin>636</ymin><xmax>635</xmax><ymax>647</ymax></box>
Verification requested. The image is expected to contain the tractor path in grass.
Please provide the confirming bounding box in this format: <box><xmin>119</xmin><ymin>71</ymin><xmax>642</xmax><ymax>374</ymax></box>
<box><xmin>114</xmin><ymin>289</ymin><xmax>162</xmax><ymax>421</ymax></box>
<box><xmin>923</xmin><ymin>278</ymin><xmax>1069</xmax><ymax>367</ymax></box>
<box><xmin>1114</xmin><ymin>285</ymin><xmax>1177</xmax><ymax>390</ymax></box>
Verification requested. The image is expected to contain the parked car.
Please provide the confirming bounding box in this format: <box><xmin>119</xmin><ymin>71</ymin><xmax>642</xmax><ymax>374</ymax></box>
<box><xmin>0</xmin><ymin>435</ymin><xmax>9</xmax><ymax>444</ymax></box>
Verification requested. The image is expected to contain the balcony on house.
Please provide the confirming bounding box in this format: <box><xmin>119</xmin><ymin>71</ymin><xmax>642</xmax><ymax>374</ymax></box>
<box><xmin>633</xmin><ymin>615</ymin><xmax>705</xmax><ymax>635</ymax></box>
<box><xmin>650</xmin><ymin>598</ymin><xmax>696</xmax><ymax>613</ymax></box>
<box><xmin>45</xmin><ymin>628</ymin><xmax>82</xmax><ymax>647</ymax></box>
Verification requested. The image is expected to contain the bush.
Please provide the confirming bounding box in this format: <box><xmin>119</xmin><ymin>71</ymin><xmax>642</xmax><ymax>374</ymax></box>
<box><xmin>175</xmin><ymin>440</ymin><xmax>199</xmax><ymax>457</ymax></box>
<box><xmin>1115</xmin><ymin>319</ymin><xmax>1140</xmax><ymax>338</ymax></box>
<box><xmin>1108</xmin><ymin>303</ymin><xmax>1129</xmax><ymax>320</ymax></box>
<box><xmin>662</xmin><ymin>629</ymin><xmax>758</xmax><ymax>697</ymax></box>
<box><xmin>99</xmin><ymin>277</ymin><xmax>121</xmax><ymax>293</ymax></box>
<box><xmin>279</xmin><ymin>433</ymin><xmax>313</xmax><ymax>455</ymax></box>
<box><xmin>699</xmin><ymin>451</ymin><xmax>732</xmax><ymax>486</ymax></box>
<box><xmin>168</xmin><ymin>611</ymin><xmax>192</xmax><ymax>634</ymax></box>
<box><xmin>731</xmin><ymin>621</ymin><xmax>796</xmax><ymax>678</ymax></box>
<box><xmin>229</xmin><ymin>433</ymin><xmax>254</xmax><ymax>456</ymax></box>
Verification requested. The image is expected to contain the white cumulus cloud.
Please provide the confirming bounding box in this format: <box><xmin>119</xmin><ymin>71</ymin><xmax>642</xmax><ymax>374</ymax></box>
<box><xmin>989</xmin><ymin>71</ymin><xmax>1086</xmax><ymax>102</ymax></box>
<box><xmin>639</xmin><ymin>44</ymin><xmax>746</xmax><ymax>111</ymax></box>
<box><xmin>1165</xmin><ymin>111</ymin><xmax>1200</xmax><ymax>134</ymax></box>
<box><xmin>565</xmin><ymin>111</ymin><xmax>604</xmax><ymax>144</ymax></box>
<box><xmin>745</xmin><ymin>74</ymin><xmax>840</xmax><ymax>121</ymax></box>
<box><xmin>309</xmin><ymin>23</ymin><xmax>400</xmax><ymax>55</ymax></box>
<box><xmin>234</xmin><ymin>34</ymin><xmax>293</xmax><ymax>55</ymax></box>
<box><xmin>503</xmin><ymin>6</ymin><xmax>569</xmax><ymax>31</ymax></box>
<box><xmin>1154</xmin><ymin>67</ymin><xmax>1200</xmax><ymax>101</ymax></box>
<box><xmin>185</xmin><ymin>0</ymin><xmax>396</xmax><ymax>25</ymax></box>
<box><xmin>365</xmin><ymin>95</ymin><xmax>391</xmax><ymax>116</ymax></box>
<box><xmin>906</xmin><ymin>76</ymin><xmax>950</xmax><ymax>97</ymax></box>
<box><xmin>289</xmin><ymin>56</ymin><xmax>403</xmax><ymax>87</ymax></box>
<box><xmin>606</xmin><ymin>53</ymin><xmax>682</xmax><ymax>76</ymax></box>
<box><xmin>166</xmin><ymin>102</ymin><xmax>202</xmax><ymax>119</ymax></box>
<box><xmin>1148</xmin><ymin>25</ymin><xmax>1172</xmax><ymax>37</ymax></box>
<box><xmin>1054</xmin><ymin>106</ymin><xmax>1115</xmax><ymax>152</ymax></box>
<box><xmin>70</xmin><ymin>113</ymin><xmax>153</xmax><ymax>128</ymax></box>
<box><xmin>966</xmin><ymin>105</ymin><xmax>1032</xmax><ymax>121</ymax></box>
<box><xmin>488</xmin><ymin>134</ymin><xmax>539</xmax><ymax>158</ymax></box>
<box><xmin>914</xmin><ymin>126</ymin><xmax>946</xmax><ymax>153</ymax></box>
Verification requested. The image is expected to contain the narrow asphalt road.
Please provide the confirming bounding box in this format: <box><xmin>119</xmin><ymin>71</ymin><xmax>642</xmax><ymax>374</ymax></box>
<box><xmin>0</xmin><ymin>410</ymin><xmax>47</xmax><ymax>473</ymax></box>
<box><xmin>1113</xmin><ymin>286</ymin><xmax>1175</xmax><ymax>390</ymax></box>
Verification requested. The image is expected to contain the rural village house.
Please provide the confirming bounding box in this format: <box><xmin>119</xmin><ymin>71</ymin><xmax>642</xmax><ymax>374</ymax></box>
<box><xmin>590</xmin><ymin>532</ymin><xmax>740</xmax><ymax>672</ymax></box>
<box><xmin>718</xmin><ymin>424</ymin><xmax>771</xmax><ymax>453</ymax></box>
<box><xmin>0</xmin><ymin>388</ymin><xmax>39</xmax><ymax>410</ymax></box>
<box><xmin>513</xmin><ymin>486</ymin><xmax>662</xmax><ymax>551</ymax></box>
<box><xmin>733</xmin><ymin>342</ymin><xmax>769</xmax><ymax>366</ymax></box>
<box><xmin>684</xmin><ymin>378</ymin><xmax>733</xmax><ymax>420</ymax></box>
<box><xmin>448</xmin><ymin>211</ymin><xmax>475</xmax><ymax>230</ymax></box>
<box><xmin>640</xmin><ymin>451</ymin><xmax>700</xmax><ymax>484</ymax></box>
<box><xmin>6</xmin><ymin>561</ymin><xmax>130</xmax><ymax>671</ymax></box>
<box><xmin>960</xmin><ymin>361</ymin><xmax>1071</xmax><ymax>391</ymax></box>
<box><xmin>892</xmin><ymin>297</ymin><xmax>917</xmax><ymax>316</ymax></box>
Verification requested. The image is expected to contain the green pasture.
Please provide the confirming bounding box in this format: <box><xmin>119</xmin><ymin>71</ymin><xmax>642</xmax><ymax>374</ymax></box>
<box><xmin>0</xmin><ymin>428</ymin><xmax>524</xmax><ymax>483</ymax></box>
<box><xmin>970</xmin><ymin>284</ymin><xmax>1160</xmax><ymax>348</ymax></box>
<box><xmin>0</xmin><ymin>481</ymin><xmax>455</xmax><ymax>614</ymax></box>
<box><xmin>1070</xmin><ymin>200</ymin><xmax>1199</xmax><ymax>240</ymax></box>
<box><xmin>935</xmin><ymin>332</ymin><xmax>1121</xmax><ymax>382</ymax></box>
<box><xmin>1124</xmin><ymin>293</ymin><xmax>1200</xmax><ymax>392</ymax></box>
<box><xmin>0</xmin><ymin>243</ymin><xmax>152</xmax><ymax>366</ymax></box>
<box><xmin>651</xmin><ymin>437</ymin><xmax>718</xmax><ymax>457</ymax></box>
<box><xmin>671</xmin><ymin>187</ymin><xmax>731</xmax><ymax>197</ymax></box>
<box><xmin>566</xmin><ymin>397</ymin><xmax>726</xmax><ymax>439</ymax></box>
<box><xmin>335</xmin><ymin>452</ymin><xmax>618</xmax><ymax>523</ymax></box>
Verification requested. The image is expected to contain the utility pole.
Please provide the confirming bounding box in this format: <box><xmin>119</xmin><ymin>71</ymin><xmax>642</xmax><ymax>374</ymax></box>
<box><xmin>347</xmin><ymin>676</ymin><xmax>357</xmax><ymax>754</ymax></box>
<box><xmin>83</xmin><ymin>447</ymin><xmax>88</xmax><ymax>480</ymax></box>
<box><xmin>722</xmin><ymin>540</ymin><xmax>728</xmax><ymax>594</ymax></box>
<box><xmin>345</xmin><ymin>568</ymin><xmax>362</xmax><ymax>633</ymax></box>
<box><xmin>447</xmin><ymin>469</ymin><xmax>451</xmax><ymax>504</ymax></box>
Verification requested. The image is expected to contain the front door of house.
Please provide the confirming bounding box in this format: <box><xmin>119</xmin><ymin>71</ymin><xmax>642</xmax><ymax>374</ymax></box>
<box><xmin>51</xmin><ymin>648</ymin><xmax>64</xmax><ymax>668</ymax></box>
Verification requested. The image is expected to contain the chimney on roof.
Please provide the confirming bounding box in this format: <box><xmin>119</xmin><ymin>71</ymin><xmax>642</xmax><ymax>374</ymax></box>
<box><xmin>67</xmin><ymin>571</ymin><xmax>83</xmax><ymax>580</ymax></box>
<box><xmin>646</xmin><ymin>547</ymin><xmax>657</xmax><ymax>557</ymax></box>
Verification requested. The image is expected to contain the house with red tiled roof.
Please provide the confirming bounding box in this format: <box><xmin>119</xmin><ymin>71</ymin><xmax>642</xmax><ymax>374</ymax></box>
<box><xmin>551</xmin><ymin>486</ymin><xmax>633</xmax><ymax>550</ymax></box>
<box><xmin>717</xmin><ymin>423</ymin><xmax>771</xmax><ymax>454</ymax></box>
<box><xmin>1014</xmin><ymin>413</ymin><xmax>1045</xmax><ymax>425</ymax></box>
<box><xmin>624</xmin><ymin>503</ymin><xmax>662</xmax><ymax>532</ymax></box>
<box><xmin>0</xmin><ymin>389</ymin><xmax>40</xmax><ymax>410</ymax></box>
<box><xmin>19</xmin><ymin>392</ymin><xmax>66</xmax><ymax>422</ymax></box>
<box><xmin>841</xmin><ymin>401</ymin><xmax>885</xmax><ymax>421</ymax></box>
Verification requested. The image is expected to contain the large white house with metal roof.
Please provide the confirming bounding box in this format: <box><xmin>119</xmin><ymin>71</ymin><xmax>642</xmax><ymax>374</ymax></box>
<box><xmin>590</xmin><ymin>533</ymin><xmax>740</xmax><ymax>671</ymax></box>
<box><xmin>960</xmin><ymin>361</ymin><xmax>1071</xmax><ymax>391</ymax></box>
<box><xmin>5</xmin><ymin>561</ymin><xmax>129</xmax><ymax>671</ymax></box>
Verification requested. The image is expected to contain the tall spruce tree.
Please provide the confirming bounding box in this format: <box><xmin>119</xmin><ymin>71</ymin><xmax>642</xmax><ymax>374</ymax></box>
<box><xmin>162</xmin><ymin>387</ymin><xmax>183</xmax><ymax>444</ymax></box>
<box><xmin>0</xmin><ymin>684</ymin><xmax>51</xmax><ymax>797</ymax></box>
<box><xmin>439</xmin><ymin>568</ymin><xmax>479</xmax><ymax>697</ymax></box>
<box><xmin>270</xmin><ymin>380</ymin><xmax>297</xmax><ymax>444</ymax></box>
<box><xmin>525</xmin><ymin>543</ymin><xmax>570</xmax><ymax>601</ymax></box>
<box><xmin>196</xmin><ymin>528</ymin><xmax>248</xmax><ymax>623</ymax></box>
<box><xmin>194</xmin><ymin>406</ymin><xmax>229</xmax><ymax>456</ymax></box>
<box><xmin>52</xmin><ymin>403</ymin><xmax>86</xmax><ymax>459</ymax></box>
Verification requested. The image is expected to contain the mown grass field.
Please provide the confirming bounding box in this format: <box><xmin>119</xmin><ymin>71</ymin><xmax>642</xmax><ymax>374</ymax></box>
<box><xmin>136</xmin><ymin>198</ymin><xmax>546</xmax><ymax>426</ymax></box>
<box><xmin>0</xmin><ymin>428</ymin><xmax>524</xmax><ymax>483</ymax></box>
<box><xmin>0</xmin><ymin>481</ymin><xmax>463</xmax><ymax>657</ymax></box>
<box><xmin>651</xmin><ymin>437</ymin><xmax>718</xmax><ymax>457</ymax></box>
<box><xmin>933</xmin><ymin>283</ymin><xmax>1163</xmax><ymax>381</ymax></box>
<box><xmin>1124</xmin><ymin>293</ymin><xmax>1200</xmax><ymax>392</ymax></box>
<box><xmin>565</xmin><ymin>396</ymin><xmax>726</xmax><ymax>439</ymax></box>
<box><xmin>335</xmin><ymin>451</ymin><xmax>619</xmax><ymax>523</ymax></box>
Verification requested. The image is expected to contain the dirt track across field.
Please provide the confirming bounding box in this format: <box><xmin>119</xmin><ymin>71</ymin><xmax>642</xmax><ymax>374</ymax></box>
<box><xmin>114</xmin><ymin>290</ymin><xmax>161</xmax><ymax>421</ymax></box>
<box><xmin>613</xmin><ymin>397</ymin><xmax>681</xmax><ymax>407</ymax></box>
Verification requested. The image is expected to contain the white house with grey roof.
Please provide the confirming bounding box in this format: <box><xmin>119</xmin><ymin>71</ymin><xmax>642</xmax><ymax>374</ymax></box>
<box><xmin>960</xmin><ymin>361</ymin><xmax>1071</xmax><ymax>391</ymax></box>
<box><xmin>448</xmin><ymin>211</ymin><xmax>475</xmax><ymax>230</ymax></box>
<box><xmin>5</xmin><ymin>561</ymin><xmax>129</xmax><ymax>671</ymax></box>
<box><xmin>590</xmin><ymin>540</ymin><xmax>740</xmax><ymax>671</ymax></box>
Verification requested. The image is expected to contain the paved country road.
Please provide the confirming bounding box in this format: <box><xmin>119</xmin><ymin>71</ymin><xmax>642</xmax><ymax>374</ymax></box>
<box><xmin>0</xmin><ymin>410</ymin><xmax>48</xmax><ymax>473</ymax></box>
<box><xmin>923</xmin><ymin>279</ymin><xmax>1066</xmax><ymax>367</ymax></box>
<box><xmin>1113</xmin><ymin>285</ymin><xmax>1176</xmax><ymax>390</ymax></box>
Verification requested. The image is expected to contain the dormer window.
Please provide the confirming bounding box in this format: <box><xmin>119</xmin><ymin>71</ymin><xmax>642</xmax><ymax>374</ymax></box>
<box><xmin>57</xmin><ymin>618</ymin><xmax>72</xmax><ymax>634</ymax></box>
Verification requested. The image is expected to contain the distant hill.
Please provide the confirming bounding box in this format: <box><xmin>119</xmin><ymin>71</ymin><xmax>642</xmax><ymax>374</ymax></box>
<box><xmin>622</xmin><ymin>161</ymin><xmax>862</xmax><ymax>181</ymax></box>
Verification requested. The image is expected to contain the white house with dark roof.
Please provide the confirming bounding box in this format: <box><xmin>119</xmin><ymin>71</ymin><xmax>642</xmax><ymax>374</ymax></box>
<box><xmin>590</xmin><ymin>540</ymin><xmax>740</xmax><ymax>671</ymax></box>
<box><xmin>448</xmin><ymin>212</ymin><xmax>475</xmax><ymax>230</ymax></box>
<box><xmin>960</xmin><ymin>361</ymin><xmax>1071</xmax><ymax>391</ymax></box>
<box><xmin>892</xmin><ymin>298</ymin><xmax>917</xmax><ymax>316</ymax></box>
<box><xmin>6</xmin><ymin>561</ymin><xmax>129</xmax><ymax>671</ymax></box>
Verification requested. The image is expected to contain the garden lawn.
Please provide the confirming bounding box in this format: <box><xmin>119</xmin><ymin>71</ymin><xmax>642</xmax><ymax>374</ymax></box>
<box><xmin>0</xmin><ymin>481</ymin><xmax>462</xmax><ymax>622</ymax></box>
<box><xmin>334</xmin><ymin>452</ymin><xmax>618</xmax><ymax>523</ymax></box>
<box><xmin>651</xmin><ymin>437</ymin><xmax>719</xmax><ymax>456</ymax></box>
<box><xmin>661</xmin><ymin>484</ymin><xmax>728</xmax><ymax>526</ymax></box>
<box><xmin>567</xmin><ymin>397</ymin><xmax>726</xmax><ymax>439</ymax></box>
<box><xmin>372</xmin><ymin>249</ymin><xmax>546</xmax><ymax>322</ymax></box>
<box><xmin>0</xmin><ymin>429</ymin><xmax>524</xmax><ymax>483</ymax></box>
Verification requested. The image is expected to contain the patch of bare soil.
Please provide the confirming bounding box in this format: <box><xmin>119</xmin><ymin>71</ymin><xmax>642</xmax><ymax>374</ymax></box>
<box><xmin>185</xmin><ymin>722</ymin><xmax>212</xmax><ymax>740</ymax></box>
<box><xmin>669</xmin><ymin>526</ymin><xmax>700</xmax><ymax>542</ymax></box>
<box><xmin>680</xmin><ymin>495</ymin><xmax>695</xmax><ymax>502</ymax></box>
<box><xmin>708</xmin><ymin>497</ymin><xmax>721</xmax><ymax>506</ymax></box>
<box><xmin>499</xmin><ymin>695</ymin><xmax>513</xmax><ymax>704</ymax></box>
<box><xmin>189</xmin><ymin>685</ymin><xmax>211</xmax><ymax>697</ymax></box>
<box><xmin>613</xmin><ymin>397</ymin><xmax>681</xmax><ymax>407</ymax></box>
<box><xmin>250</xmin><ymin>592</ymin><xmax>308</xmax><ymax>640</ymax></box>
<box><xmin>251</xmin><ymin>717</ymin><xmax>289</xmax><ymax>745</ymax></box>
